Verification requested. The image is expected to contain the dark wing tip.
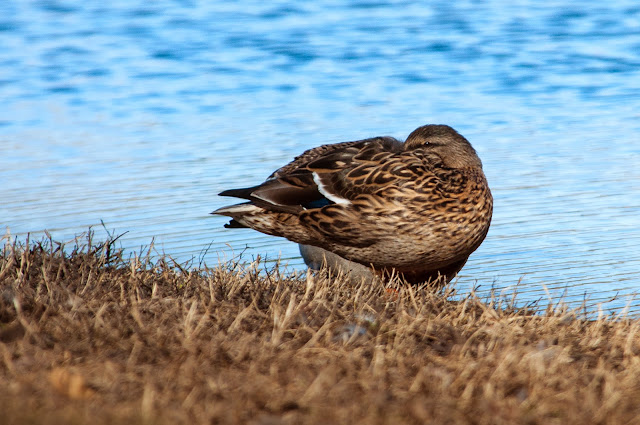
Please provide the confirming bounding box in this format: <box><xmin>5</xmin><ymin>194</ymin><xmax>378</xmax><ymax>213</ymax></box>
<box><xmin>219</xmin><ymin>187</ymin><xmax>255</xmax><ymax>199</ymax></box>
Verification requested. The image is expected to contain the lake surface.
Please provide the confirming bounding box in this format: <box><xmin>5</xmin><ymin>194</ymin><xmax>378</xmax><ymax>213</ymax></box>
<box><xmin>2</xmin><ymin>1</ymin><xmax>640</xmax><ymax>314</ymax></box>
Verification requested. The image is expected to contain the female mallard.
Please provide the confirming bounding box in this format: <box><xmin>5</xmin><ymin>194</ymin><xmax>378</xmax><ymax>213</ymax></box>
<box><xmin>213</xmin><ymin>124</ymin><xmax>493</xmax><ymax>284</ymax></box>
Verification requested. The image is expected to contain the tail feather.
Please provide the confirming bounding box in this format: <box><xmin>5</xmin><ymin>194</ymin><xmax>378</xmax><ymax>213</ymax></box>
<box><xmin>211</xmin><ymin>203</ymin><xmax>262</xmax><ymax>230</ymax></box>
<box><xmin>211</xmin><ymin>202</ymin><xmax>260</xmax><ymax>217</ymax></box>
<box><xmin>224</xmin><ymin>219</ymin><xmax>247</xmax><ymax>229</ymax></box>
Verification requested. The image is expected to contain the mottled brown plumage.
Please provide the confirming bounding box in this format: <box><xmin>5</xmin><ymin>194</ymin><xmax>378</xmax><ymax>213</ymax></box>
<box><xmin>212</xmin><ymin>124</ymin><xmax>493</xmax><ymax>284</ymax></box>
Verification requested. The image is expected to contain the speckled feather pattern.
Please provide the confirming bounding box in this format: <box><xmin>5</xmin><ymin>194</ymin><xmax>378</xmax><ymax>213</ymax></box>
<box><xmin>213</xmin><ymin>125</ymin><xmax>493</xmax><ymax>284</ymax></box>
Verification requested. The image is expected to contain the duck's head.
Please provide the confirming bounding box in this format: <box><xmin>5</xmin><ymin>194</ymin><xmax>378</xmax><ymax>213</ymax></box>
<box><xmin>404</xmin><ymin>124</ymin><xmax>483</xmax><ymax>169</ymax></box>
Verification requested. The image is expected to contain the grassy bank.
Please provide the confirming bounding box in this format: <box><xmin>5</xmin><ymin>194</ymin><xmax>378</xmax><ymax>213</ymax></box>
<box><xmin>1</xmin><ymin>236</ymin><xmax>639</xmax><ymax>424</ymax></box>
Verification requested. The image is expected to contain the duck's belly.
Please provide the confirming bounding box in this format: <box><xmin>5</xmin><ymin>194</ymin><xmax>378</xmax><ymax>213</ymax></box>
<box><xmin>326</xmin><ymin>214</ymin><xmax>489</xmax><ymax>271</ymax></box>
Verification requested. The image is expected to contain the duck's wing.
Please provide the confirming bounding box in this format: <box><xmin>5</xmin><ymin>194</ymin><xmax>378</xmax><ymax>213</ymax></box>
<box><xmin>268</xmin><ymin>136</ymin><xmax>401</xmax><ymax>178</ymax></box>
<box><xmin>306</xmin><ymin>138</ymin><xmax>434</xmax><ymax>203</ymax></box>
<box><xmin>219</xmin><ymin>136</ymin><xmax>403</xmax><ymax>214</ymax></box>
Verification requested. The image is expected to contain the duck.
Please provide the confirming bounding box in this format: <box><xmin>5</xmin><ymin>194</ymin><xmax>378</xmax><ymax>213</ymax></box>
<box><xmin>212</xmin><ymin>124</ymin><xmax>493</xmax><ymax>285</ymax></box>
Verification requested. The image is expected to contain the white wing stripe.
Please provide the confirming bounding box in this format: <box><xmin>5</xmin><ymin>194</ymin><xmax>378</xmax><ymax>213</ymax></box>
<box><xmin>312</xmin><ymin>172</ymin><xmax>351</xmax><ymax>205</ymax></box>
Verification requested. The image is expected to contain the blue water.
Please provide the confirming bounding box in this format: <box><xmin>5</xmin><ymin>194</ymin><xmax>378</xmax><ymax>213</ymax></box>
<box><xmin>2</xmin><ymin>1</ymin><xmax>640</xmax><ymax>314</ymax></box>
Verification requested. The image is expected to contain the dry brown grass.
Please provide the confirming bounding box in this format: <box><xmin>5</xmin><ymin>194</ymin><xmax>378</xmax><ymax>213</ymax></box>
<box><xmin>1</xmin><ymin>235</ymin><xmax>640</xmax><ymax>425</ymax></box>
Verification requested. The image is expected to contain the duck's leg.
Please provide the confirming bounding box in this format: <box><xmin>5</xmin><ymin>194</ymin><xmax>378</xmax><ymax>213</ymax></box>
<box><xmin>299</xmin><ymin>244</ymin><xmax>376</xmax><ymax>284</ymax></box>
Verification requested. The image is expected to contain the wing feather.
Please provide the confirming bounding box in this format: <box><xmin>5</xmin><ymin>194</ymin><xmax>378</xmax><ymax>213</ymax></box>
<box><xmin>219</xmin><ymin>136</ymin><xmax>404</xmax><ymax>213</ymax></box>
